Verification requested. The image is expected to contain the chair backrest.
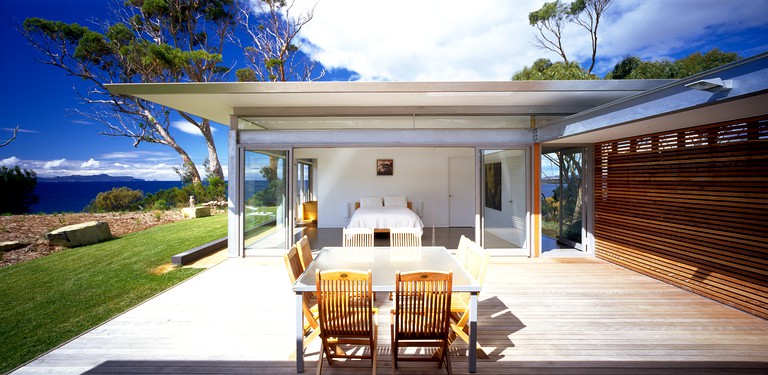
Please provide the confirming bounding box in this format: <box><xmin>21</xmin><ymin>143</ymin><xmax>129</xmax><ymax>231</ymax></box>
<box><xmin>296</xmin><ymin>235</ymin><xmax>313</xmax><ymax>270</ymax></box>
<box><xmin>464</xmin><ymin>240</ymin><xmax>490</xmax><ymax>285</ymax></box>
<box><xmin>389</xmin><ymin>227</ymin><xmax>422</xmax><ymax>247</ymax></box>
<box><xmin>393</xmin><ymin>271</ymin><xmax>452</xmax><ymax>340</ymax></box>
<box><xmin>343</xmin><ymin>227</ymin><xmax>374</xmax><ymax>247</ymax></box>
<box><xmin>455</xmin><ymin>235</ymin><xmax>473</xmax><ymax>268</ymax></box>
<box><xmin>283</xmin><ymin>244</ymin><xmax>304</xmax><ymax>284</ymax></box>
<box><xmin>316</xmin><ymin>269</ymin><xmax>375</xmax><ymax>337</ymax></box>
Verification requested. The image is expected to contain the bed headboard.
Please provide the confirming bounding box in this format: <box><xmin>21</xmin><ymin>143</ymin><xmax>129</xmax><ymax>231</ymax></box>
<box><xmin>354</xmin><ymin>201</ymin><xmax>413</xmax><ymax>210</ymax></box>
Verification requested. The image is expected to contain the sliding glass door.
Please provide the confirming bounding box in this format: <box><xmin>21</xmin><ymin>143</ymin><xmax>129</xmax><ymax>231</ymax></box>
<box><xmin>481</xmin><ymin>149</ymin><xmax>529</xmax><ymax>256</ymax></box>
<box><xmin>244</xmin><ymin>150</ymin><xmax>289</xmax><ymax>253</ymax></box>
<box><xmin>541</xmin><ymin>147</ymin><xmax>586</xmax><ymax>250</ymax></box>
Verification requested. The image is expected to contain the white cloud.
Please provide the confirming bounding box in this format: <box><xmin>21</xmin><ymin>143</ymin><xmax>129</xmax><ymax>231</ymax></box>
<box><xmin>171</xmin><ymin>120</ymin><xmax>217</xmax><ymax>136</ymax></box>
<box><xmin>43</xmin><ymin>159</ymin><xmax>66</xmax><ymax>169</ymax></box>
<box><xmin>81</xmin><ymin>158</ymin><xmax>100</xmax><ymax>168</ymax></box>
<box><xmin>289</xmin><ymin>0</ymin><xmax>768</xmax><ymax>81</ymax></box>
<box><xmin>0</xmin><ymin>156</ymin><xmax>20</xmax><ymax>167</ymax></box>
<box><xmin>99</xmin><ymin>151</ymin><xmax>177</xmax><ymax>162</ymax></box>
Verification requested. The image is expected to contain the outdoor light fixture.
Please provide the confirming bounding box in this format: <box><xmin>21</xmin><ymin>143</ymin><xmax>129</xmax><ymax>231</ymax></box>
<box><xmin>685</xmin><ymin>77</ymin><xmax>733</xmax><ymax>92</ymax></box>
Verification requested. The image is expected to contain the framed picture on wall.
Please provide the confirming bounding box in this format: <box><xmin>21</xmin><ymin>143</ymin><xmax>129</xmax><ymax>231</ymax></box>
<box><xmin>485</xmin><ymin>162</ymin><xmax>502</xmax><ymax>210</ymax></box>
<box><xmin>377</xmin><ymin>159</ymin><xmax>393</xmax><ymax>176</ymax></box>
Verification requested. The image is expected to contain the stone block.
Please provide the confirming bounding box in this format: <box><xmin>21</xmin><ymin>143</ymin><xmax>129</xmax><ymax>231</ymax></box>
<box><xmin>182</xmin><ymin>206</ymin><xmax>211</xmax><ymax>219</ymax></box>
<box><xmin>46</xmin><ymin>221</ymin><xmax>112</xmax><ymax>247</ymax></box>
<box><xmin>0</xmin><ymin>241</ymin><xmax>29</xmax><ymax>252</ymax></box>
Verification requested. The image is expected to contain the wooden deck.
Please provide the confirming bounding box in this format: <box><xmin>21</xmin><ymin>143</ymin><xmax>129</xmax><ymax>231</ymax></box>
<box><xmin>11</xmin><ymin>256</ymin><xmax>768</xmax><ymax>374</ymax></box>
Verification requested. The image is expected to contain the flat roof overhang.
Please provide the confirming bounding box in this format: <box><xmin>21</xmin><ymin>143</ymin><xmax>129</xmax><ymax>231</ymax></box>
<box><xmin>541</xmin><ymin>52</ymin><xmax>768</xmax><ymax>144</ymax></box>
<box><xmin>106</xmin><ymin>80</ymin><xmax>671</xmax><ymax>126</ymax></box>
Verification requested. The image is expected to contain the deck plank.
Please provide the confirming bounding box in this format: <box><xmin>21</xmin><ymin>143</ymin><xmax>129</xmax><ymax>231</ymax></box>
<box><xmin>11</xmin><ymin>257</ymin><xmax>768</xmax><ymax>374</ymax></box>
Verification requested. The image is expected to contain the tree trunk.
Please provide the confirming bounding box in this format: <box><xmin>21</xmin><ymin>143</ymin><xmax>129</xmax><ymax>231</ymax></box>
<box><xmin>200</xmin><ymin>119</ymin><xmax>224</xmax><ymax>180</ymax></box>
<box><xmin>143</xmin><ymin>109</ymin><xmax>203</xmax><ymax>184</ymax></box>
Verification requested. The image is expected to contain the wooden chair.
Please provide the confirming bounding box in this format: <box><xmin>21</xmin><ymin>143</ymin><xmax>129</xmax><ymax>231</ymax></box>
<box><xmin>283</xmin><ymin>245</ymin><xmax>321</xmax><ymax>351</ymax></box>
<box><xmin>315</xmin><ymin>269</ymin><xmax>378</xmax><ymax>374</ymax></box>
<box><xmin>449</xmin><ymin>238</ymin><xmax>490</xmax><ymax>359</ymax></box>
<box><xmin>454</xmin><ymin>235</ymin><xmax>473</xmax><ymax>268</ymax></box>
<box><xmin>391</xmin><ymin>271</ymin><xmax>453</xmax><ymax>374</ymax></box>
<box><xmin>342</xmin><ymin>227</ymin><xmax>374</xmax><ymax>247</ymax></box>
<box><xmin>296</xmin><ymin>235</ymin><xmax>314</xmax><ymax>270</ymax></box>
<box><xmin>389</xmin><ymin>227</ymin><xmax>422</xmax><ymax>247</ymax></box>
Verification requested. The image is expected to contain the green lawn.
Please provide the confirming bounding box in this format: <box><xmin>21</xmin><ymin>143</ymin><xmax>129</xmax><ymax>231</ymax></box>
<box><xmin>0</xmin><ymin>214</ymin><xmax>227</xmax><ymax>374</ymax></box>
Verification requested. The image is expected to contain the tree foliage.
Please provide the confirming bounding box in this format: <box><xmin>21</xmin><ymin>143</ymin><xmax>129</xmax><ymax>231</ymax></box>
<box><xmin>0</xmin><ymin>166</ymin><xmax>39</xmax><ymax>214</ymax></box>
<box><xmin>86</xmin><ymin>187</ymin><xmax>145</xmax><ymax>212</ymax></box>
<box><xmin>513</xmin><ymin>58</ymin><xmax>597</xmax><ymax>80</ymax></box>
<box><xmin>606</xmin><ymin>49</ymin><xmax>741</xmax><ymax>79</ymax></box>
<box><xmin>21</xmin><ymin>0</ymin><xmax>238</xmax><ymax>184</ymax></box>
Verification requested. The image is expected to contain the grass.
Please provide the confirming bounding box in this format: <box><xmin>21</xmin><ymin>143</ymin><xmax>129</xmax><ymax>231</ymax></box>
<box><xmin>0</xmin><ymin>214</ymin><xmax>227</xmax><ymax>374</ymax></box>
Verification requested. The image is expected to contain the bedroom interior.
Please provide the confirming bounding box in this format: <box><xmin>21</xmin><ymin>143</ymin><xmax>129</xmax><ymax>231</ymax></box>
<box><xmin>290</xmin><ymin>147</ymin><xmax>529</xmax><ymax>252</ymax></box>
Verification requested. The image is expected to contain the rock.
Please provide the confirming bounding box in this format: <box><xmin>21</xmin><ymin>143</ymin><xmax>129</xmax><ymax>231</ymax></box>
<box><xmin>181</xmin><ymin>206</ymin><xmax>211</xmax><ymax>219</ymax></box>
<box><xmin>201</xmin><ymin>200</ymin><xmax>227</xmax><ymax>207</ymax></box>
<box><xmin>46</xmin><ymin>221</ymin><xmax>112</xmax><ymax>247</ymax></box>
<box><xmin>0</xmin><ymin>241</ymin><xmax>29</xmax><ymax>252</ymax></box>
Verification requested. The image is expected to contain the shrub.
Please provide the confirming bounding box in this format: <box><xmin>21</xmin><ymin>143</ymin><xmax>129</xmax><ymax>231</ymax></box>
<box><xmin>0</xmin><ymin>166</ymin><xmax>39</xmax><ymax>214</ymax></box>
<box><xmin>85</xmin><ymin>187</ymin><xmax>144</xmax><ymax>212</ymax></box>
<box><xmin>140</xmin><ymin>180</ymin><xmax>227</xmax><ymax>210</ymax></box>
<box><xmin>152</xmin><ymin>199</ymin><xmax>169</xmax><ymax>211</ymax></box>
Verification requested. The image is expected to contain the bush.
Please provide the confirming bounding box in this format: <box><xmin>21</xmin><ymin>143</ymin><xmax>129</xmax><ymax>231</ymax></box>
<box><xmin>152</xmin><ymin>199</ymin><xmax>169</xmax><ymax>211</ymax></box>
<box><xmin>0</xmin><ymin>166</ymin><xmax>39</xmax><ymax>214</ymax></box>
<box><xmin>140</xmin><ymin>180</ymin><xmax>227</xmax><ymax>210</ymax></box>
<box><xmin>85</xmin><ymin>187</ymin><xmax>144</xmax><ymax>212</ymax></box>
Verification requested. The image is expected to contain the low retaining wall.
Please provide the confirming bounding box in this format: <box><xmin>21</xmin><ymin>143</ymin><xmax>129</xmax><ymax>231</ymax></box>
<box><xmin>171</xmin><ymin>236</ymin><xmax>227</xmax><ymax>266</ymax></box>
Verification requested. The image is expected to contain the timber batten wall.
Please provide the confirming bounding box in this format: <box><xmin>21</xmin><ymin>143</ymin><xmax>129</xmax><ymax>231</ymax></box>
<box><xmin>594</xmin><ymin>115</ymin><xmax>768</xmax><ymax>319</ymax></box>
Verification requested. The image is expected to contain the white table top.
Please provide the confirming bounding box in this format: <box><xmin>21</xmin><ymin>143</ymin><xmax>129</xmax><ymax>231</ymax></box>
<box><xmin>292</xmin><ymin>246</ymin><xmax>481</xmax><ymax>293</ymax></box>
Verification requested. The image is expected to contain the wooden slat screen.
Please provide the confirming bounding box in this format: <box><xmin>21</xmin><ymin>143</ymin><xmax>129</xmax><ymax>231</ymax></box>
<box><xmin>594</xmin><ymin>115</ymin><xmax>768</xmax><ymax>319</ymax></box>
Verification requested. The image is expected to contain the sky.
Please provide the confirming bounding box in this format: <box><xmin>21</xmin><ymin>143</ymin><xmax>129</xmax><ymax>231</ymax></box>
<box><xmin>0</xmin><ymin>0</ymin><xmax>767</xmax><ymax>181</ymax></box>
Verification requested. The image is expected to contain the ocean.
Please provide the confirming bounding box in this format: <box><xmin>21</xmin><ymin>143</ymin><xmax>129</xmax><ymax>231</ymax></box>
<box><xmin>30</xmin><ymin>181</ymin><xmax>183</xmax><ymax>214</ymax></box>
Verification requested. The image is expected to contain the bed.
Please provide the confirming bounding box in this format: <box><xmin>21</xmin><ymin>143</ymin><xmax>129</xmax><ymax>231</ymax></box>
<box><xmin>347</xmin><ymin>196</ymin><xmax>424</xmax><ymax>234</ymax></box>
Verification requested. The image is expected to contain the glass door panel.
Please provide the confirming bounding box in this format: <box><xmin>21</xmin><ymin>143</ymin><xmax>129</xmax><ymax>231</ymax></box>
<box><xmin>244</xmin><ymin>150</ymin><xmax>288</xmax><ymax>251</ymax></box>
<box><xmin>481</xmin><ymin>149</ymin><xmax>529</xmax><ymax>255</ymax></box>
<box><xmin>541</xmin><ymin>148</ymin><xmax>585</xmax><ymax>250</ymax></box>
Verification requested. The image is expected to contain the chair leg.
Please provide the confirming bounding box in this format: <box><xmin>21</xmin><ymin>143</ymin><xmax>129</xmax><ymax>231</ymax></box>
<box><xmin>444</xmin><ymin>345</ymin><xmax>452</xmax><ymax>375</ymax></box>
<box><xmin>371</xmin><ymin>328</ymin><xmax>377</xmax><ymax>375</ymax></box>
<box><xmin>390</xmin><ymin>323</ymin><xmax>397</xmax><ymax>374</ymax></box>
<box><xmin>316</xmin><ymin>347</ymin><xmax>323</xmax><ymax>375</ymax></box>
<box><xmin>450</xmin><ymin>322</ymin><xmax>489</xmax><ymax>359</ymax></box>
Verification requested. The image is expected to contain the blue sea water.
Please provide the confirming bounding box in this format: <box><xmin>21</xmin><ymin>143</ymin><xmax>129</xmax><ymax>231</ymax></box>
<box><xmin>541</xmin><ymin>183</ymin><xmax>558</xmax><ymax>198</ymax></box>
<box><xmin>30</xmin><ymin>181</ymin><xmax>183</xmax><ymax>213</ymax></box>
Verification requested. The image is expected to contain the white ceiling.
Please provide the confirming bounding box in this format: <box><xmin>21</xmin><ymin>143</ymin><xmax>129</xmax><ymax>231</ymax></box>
<box><xmin>106</xmin><ymin>80</ymin><xmax>670</xmax><ymax>126</ymax></box>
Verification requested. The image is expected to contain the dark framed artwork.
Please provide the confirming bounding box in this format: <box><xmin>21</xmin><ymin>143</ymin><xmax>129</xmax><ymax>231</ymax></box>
<box><xmin>485</xmin><ymin>162</ymin><xmax>502</xmax><ymax>210</ymax></box>
<box><xmin>377</xmin><ymin>159</ymin><xmax>394</xmax><ymax>176</ymax></box>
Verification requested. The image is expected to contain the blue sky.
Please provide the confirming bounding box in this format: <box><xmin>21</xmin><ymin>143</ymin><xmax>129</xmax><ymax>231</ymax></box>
<box><xmin>1</xmin><ymin>0</ymin><xmax>767</xmax><ymax>180</ymax></box>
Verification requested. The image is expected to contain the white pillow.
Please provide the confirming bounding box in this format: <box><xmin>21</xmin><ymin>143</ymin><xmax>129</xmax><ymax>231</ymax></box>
<box><xmin>359</xmin><ymin>197</ymin><xmax>382</xmax><ymax>208</ymax></box>
<box><xmin>384</xmin><ymin>195</ymin><xmax>407</xmax><ymax>207</ymax></box>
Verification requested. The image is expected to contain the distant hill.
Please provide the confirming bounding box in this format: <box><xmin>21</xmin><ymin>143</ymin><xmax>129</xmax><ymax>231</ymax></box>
<box><xmin>38</xmin><ymin>174</ymin><xmax>145</xmax><ymax>182</ymax></box>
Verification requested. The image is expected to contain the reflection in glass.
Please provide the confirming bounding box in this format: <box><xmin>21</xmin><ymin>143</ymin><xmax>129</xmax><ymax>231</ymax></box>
<box><xmin>244</xmin><ymin>150</ymin><xmax>287</xmax><ymax>251</ymax></box>
<box><xmin>481</xmin><ymin>149</ymin><xmax>528</xmax><ymax>249</ymax></box>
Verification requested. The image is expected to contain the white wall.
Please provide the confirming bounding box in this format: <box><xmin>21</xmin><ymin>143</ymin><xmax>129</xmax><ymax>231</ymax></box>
<box><xmin>294</xmin><ymin>147</ymin><xmax>474</xmax><ymax>228</ymax></box>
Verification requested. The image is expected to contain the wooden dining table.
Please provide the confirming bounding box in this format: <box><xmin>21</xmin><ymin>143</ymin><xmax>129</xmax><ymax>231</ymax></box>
<box><xmin>292</xmin><ymin>246</ymin><xmax>482</xmax><ymax>373</ymax></box>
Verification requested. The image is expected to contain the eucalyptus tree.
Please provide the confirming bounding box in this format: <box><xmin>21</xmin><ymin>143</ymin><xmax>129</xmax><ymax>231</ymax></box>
<box><xmin>234</xmin><ymin>0</ymin><xmax>324</xmax><ymax>82</ymax></box>
<box><xmin>527</xmin><ymin>0</ymin><xmax>613</xmax><ymax>75</ymax></box>
<box><xmin>21</xmin><ymin>0</ymin><xmax>238</xmax><ymax>184</ymax></box>
<box><xmin>528</xmin><ymin>0</ymin><xmax>571</xmax><ymax>64</ymax></box>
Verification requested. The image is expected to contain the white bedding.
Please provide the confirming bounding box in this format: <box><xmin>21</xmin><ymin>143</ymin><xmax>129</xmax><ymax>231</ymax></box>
<box><xmin>347</xmin><ymin>206</ymin><xmax>424</xmax><ymax>234</ymax></box>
